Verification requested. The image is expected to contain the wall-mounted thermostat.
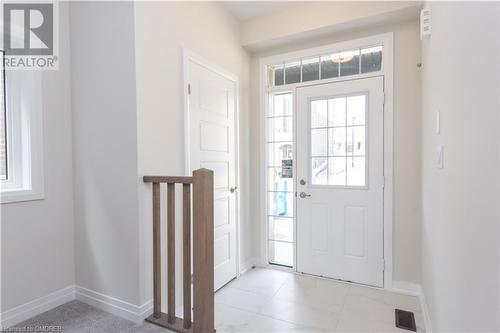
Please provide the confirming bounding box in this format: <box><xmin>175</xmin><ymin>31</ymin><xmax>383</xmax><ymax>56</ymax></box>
<box><xmin>420</xmin><ymin>7</ymin><xmax>431</xmax><ymax>40</ymax></box>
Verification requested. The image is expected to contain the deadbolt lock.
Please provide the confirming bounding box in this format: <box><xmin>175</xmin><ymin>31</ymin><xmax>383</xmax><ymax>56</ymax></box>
<box><xmin>300</xmin><ymin>179</ymin><xmax>306</xmax><ymax>185</ymax></box>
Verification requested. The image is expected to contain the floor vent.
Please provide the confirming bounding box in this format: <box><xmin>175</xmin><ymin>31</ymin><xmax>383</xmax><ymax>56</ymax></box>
<box><xmin>395</xmin><ymin>309</ymin><xmax>416</xmax><ymax>331</ymax></box>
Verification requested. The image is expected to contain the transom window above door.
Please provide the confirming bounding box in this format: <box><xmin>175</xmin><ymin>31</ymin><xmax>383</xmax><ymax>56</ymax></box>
<box><xmin>267</xmin><ymin>46</ymin><xmax>382</xmax><ymax>87</ymax></box>
<box><xmin>310</xmin><ymin>94</ymin><xmax>367</xmax><ymax>187</ymax></box>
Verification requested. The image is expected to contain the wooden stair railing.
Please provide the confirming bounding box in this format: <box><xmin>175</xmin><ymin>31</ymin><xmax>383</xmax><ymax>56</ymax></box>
<box><xmin>143</xmin><ymin>168</ymin><xmax>214</xmax><ymax>333</ymax></box>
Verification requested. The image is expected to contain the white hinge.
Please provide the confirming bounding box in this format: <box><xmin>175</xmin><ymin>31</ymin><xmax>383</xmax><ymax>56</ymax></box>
<box><xmin>382</xmin><ymin>92</ymin><xmax>386</xmax><ymax>106</ymax></box>
<box><xmin>188</xmin><ymin>83</ymin><xmax>191</xmax><ymax>95</ymax></box>
<box><xmin>382</xmin><ymin>176</ymin><xmax>385</xmax><ymax>188</ymax></box>
<box><xmin>382</xmin><ymin>259</ymin><xmax>386</xmax><ymax>271</ymax></box>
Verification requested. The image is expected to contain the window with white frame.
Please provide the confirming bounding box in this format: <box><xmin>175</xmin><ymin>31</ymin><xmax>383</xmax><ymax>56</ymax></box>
<box><xmin>310</xmin><ymin>94</ymin><xmax>367</xmax><ymax>187</ymax></box>
<box><xmin>0</xmin><ymin>51</ymin><xmax>44</xmax><ymax>203</ymax></box>
<box><xmin>1</xmin><ymin>51</ymin><xmax>7</xmax><ymax>181</ymax></box>
<box><xmin>267</xmin><ymin>46</ymin><xmax>383</xmax><ymax>87</ymax></box>
<box><xmin>267</xmin><ymin>92</ymin><xmax>294</xmax><ymax>267</ymax></box>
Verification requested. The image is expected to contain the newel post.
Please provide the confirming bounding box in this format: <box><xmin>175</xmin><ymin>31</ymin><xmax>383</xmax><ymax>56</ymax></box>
<box><xmin>192</xmin><ymin>168</ymin><xmax>215</xmax><ymax>333</ymax></box>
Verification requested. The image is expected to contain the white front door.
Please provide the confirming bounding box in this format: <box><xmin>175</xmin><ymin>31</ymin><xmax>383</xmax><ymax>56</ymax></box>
<box><xmin>188</xmin><ymin>59</ymin><xmax>237</xmax><ymax>291</ymax></box>
<box><xmin>296</xmin><ymin>77</ymin><xmax>385</xmax><ymax>287</ymax></box>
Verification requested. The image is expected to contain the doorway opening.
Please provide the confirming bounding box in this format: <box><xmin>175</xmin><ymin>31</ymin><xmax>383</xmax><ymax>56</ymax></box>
<box><xmin>260</xmin><ymin>33</ymin><xmax>394</xmax><ymax>288</ymax></box>
<box><xmin>184</xmin><ymin>50</ymin><xmax>240</xmax><ymax>291</ymax></box>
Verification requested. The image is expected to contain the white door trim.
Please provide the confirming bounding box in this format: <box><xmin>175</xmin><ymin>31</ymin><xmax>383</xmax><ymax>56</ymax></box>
<box><xmin>183</xmin><ymin>48</ymin><xmax>242</xmax><ymax>277</ymax></box>
<box><xmin>259</xmin><ymin>33</ymin><xmax>394</xmax><ymax>289</ymax></box>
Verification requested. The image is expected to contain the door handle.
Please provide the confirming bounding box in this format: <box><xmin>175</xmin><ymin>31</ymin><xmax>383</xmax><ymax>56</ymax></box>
<box><xmin>230</xmin><ymin>186</ymin><xmax>238</xmax><ymax>193</ymax></box>
<box><xmin>299</xmin><ymin>192</ymin><xmax>311</xmax><ymax>198</ymax></box>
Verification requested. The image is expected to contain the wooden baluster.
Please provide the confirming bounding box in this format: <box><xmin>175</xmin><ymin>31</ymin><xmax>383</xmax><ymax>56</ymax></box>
<box><xmin>152</xmin><ymin>183</ymin><xmax>161</xmax><ymax>319</ymax></box>
<box><xmin>182</xmin><ymin>183</ymin><xmax>192</xmax><ymax>329</ymax></box>
<box><xmin>167</xmin><ymin>183</ymin><xmax>175</xmax><ymax>324</ymax></box>
<box><xmin>193</xmin><ymin>169</ymin><xmax>214</xmax><ymax>333</ymax></box>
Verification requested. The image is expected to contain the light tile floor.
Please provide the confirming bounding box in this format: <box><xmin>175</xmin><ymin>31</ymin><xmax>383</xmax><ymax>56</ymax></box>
<box><xmin>215</xmin><ymin>267</ymin><xmax>425</xmax><ymax>332</ymax></box>
<box><xmin>13</xmin><ymin>267</ymin><xmax>425</xmax><ymax>333</ymax></box>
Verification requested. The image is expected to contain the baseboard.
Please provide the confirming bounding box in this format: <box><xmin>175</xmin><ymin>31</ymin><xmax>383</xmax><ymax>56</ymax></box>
<box><xmin>0</xmin><ymin>285</ymin><xmax>153</xmax><ymax>328</ymax></box>
<box><xmin>239</xmin><ymin>256</ymin><xmax>259</xmax><ymax>275</ymax></box>
<box><xmin>75</xmin><ymin>286</ymin><xmax>152</xmax><ymax>324</ymax></box>
<box><xmin>392</xmin><ymin>280</ymin><xmax>421</xmax><ymax>297</ymax></box>
<box><xmin>392</xmin><ymin>280</ymin><xmax>432</xmax><ymax>333</ymax></box>
<box><xmin>419</xmin><ymin>286</ymin><xmax>433</xmax><ymax>333</ymax></box>
<box><xmin>0</xmin><ymin>286</ymin><xmax>76</xmax><ymax>328</ymax></box>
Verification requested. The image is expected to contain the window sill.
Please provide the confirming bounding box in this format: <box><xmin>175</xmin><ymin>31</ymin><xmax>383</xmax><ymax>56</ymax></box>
<box><xmin>1</xmin><ymin>188</ymin><xmax>44</xmax><ymax>204</ymax></box>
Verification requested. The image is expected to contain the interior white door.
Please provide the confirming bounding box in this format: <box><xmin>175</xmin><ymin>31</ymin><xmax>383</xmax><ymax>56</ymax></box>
<box><xmin>296</xmin><ymin>76</ymin><xmax>385</xmax><ymax>287</ymax></box>
<box><xmin>188</xmin><ymin>59</ymin><xmax>237</xmax><ymax>291</ymax></box>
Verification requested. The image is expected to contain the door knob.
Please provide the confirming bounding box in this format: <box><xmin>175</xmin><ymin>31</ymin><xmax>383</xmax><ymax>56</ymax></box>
<box><xmin>230</xmin><ymin>186</ymin><xmax>238</xmax><ymax>193</ymax></box>
<box><xmin>299</xmin><ymin>192</ymin><xmax>311</xmax><ymax>198</ymax></box>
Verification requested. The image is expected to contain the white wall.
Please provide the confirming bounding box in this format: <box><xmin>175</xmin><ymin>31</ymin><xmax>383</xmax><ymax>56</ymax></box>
<box><xmin>70</xmin><ymin>1</ymin><xmax>141</xmax><ymax>305</ymax></box>
<box><xmin>249</xmin><ymin>20</ymin><xmax>422</xmax><ymax>284</ymax></box>
<box><xmin>1</xmin><ymin>0</ymin><xmax>252</xmax><ymax>320</ymax></box>
<box><xmin>67</xmin><ymin>0</ymin><xmax>254</xmax><ymax>311</ymax></box>
<box><xmin>1</xmin><ymin>2</ymin><xmax>75</xmax><ymax>311</ymax></box>
<box><xmin>241</xmin><ymin>1</ymin><xmax>422</xmax><ymax>51</ymax></box>
<box><xmin>133</xmin><ymin>1</ymin><xmax>251</xmax><ymax>306</ymax></box>
<box><xmin>420</xmin><ymin>2</ymin><xmax>500</xmax><ymax>331</ymax></box>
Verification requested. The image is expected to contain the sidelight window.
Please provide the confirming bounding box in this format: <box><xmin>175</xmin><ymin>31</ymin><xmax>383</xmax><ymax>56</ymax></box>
<box><xmin>267</xmin><ymin>92</ymin><xmax>294</xmax><ymax>267</ymax></box>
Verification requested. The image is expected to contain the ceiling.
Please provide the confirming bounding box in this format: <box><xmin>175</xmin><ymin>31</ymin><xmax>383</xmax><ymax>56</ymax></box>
<box><xmin>222</xmin><ymin>1</ymin><xmax>308</xmax><ymax>22</ymax></box>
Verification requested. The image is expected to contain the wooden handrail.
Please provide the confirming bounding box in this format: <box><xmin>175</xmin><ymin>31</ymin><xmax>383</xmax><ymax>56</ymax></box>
<box><xmin>143</xmin><ymin>176</ymin><xmax>193</xmax><ymax>184</ymax></box>
<box><xmin>144</xmin><ymin>168</ymin><xmax>214</xmax><ymax>333</ymax></box>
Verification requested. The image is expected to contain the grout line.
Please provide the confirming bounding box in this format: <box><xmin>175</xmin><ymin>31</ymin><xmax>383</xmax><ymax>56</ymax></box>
<box><xmin>332</xmin><ymin>284</ymin><xmax>351</xmax><ymax>331</ymax></box>
<box><xmin>215</xmin><ymin>301</ymin><xmax>262</xmax><ymax>316</ymax></box>
<box><xmin>269</xmin><ymin>276</ymin><xmax>290</xmax><ymax>299</ymax></box>
<box><xmin>216</xmin><ymin>302</ymin><xmax>311</xmax><ymax>330</ymax></box>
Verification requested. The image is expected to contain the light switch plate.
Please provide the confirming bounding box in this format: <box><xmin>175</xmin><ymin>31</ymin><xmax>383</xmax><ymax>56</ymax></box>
<box><xmin>437</xmin><ymin>145</ymin><xmax>444</xmax><ymax>169</ymax></box>
<box><xmin>420</xmin><ymin>7</ymin><xmax>431</xmax><ymax>40</ymax></box>
<box><xmin>436</xmin><ymin>111</ymin><xmax>440</xmax><ymax>134</ymax></box>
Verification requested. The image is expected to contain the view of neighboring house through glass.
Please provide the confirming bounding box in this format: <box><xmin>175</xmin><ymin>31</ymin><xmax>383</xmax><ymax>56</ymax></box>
<box><xmin>310</xmin><ymin>95</ymin><xmax>367</xmax><ymax>187</ymax></box>
<box><xmin>267</xmin><ymin>92</ymin><xmax>294</xmax><ymax>267</ymax></box>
